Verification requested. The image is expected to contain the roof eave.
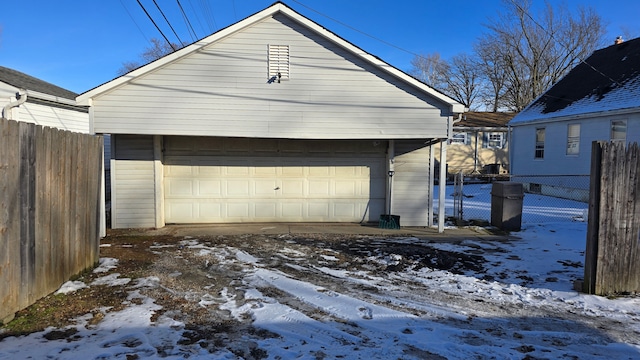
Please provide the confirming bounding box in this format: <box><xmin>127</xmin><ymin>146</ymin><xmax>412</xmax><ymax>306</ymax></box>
<box><xmin>509</xmin><ymin>106</ymin><xmax>640</xmax><ymax>126</ymax></box>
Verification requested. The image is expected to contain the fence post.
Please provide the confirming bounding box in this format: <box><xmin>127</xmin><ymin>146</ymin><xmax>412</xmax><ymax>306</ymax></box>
<box><xmin>583</xmin><ymin>141</ymin><xmax>602</xmax><ymax>294</ymax></box>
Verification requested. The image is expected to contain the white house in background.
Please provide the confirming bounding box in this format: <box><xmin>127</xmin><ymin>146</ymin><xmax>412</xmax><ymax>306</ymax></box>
<box><xmin>508</xmin><ymin>37</ymin><xmax>640</xmax><ymax>201</ymax></box>
<box><xmin>0</xmin><ymin>66</ymin><xmax>89</xmax><ymax>132</ymax></box>
<box><xmin>77</xmin><ymin>1</ymin><xmax>465</xmax><ymax>231</ymax></box>
<box><xmin>0</xmin><ymin>66</ymin><xmax>110</xmax><ymax>235</ymax></box>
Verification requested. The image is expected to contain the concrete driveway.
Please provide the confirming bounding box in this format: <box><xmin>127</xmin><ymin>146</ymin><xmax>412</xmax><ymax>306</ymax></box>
<box><xmin>117</xmin><ymin>223</ymin><xmax>511</xmax><ymax>243</ymax></box>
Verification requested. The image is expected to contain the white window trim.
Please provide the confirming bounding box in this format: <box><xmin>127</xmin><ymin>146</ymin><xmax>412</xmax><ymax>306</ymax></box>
<box><xmin>450</xmin><ymin>132</ymin><xmax>468</xmax><ymax>145</ymax></box>
<box><xmin>566</xmin><ymin>124</ymin><xmax>580</xmax><ymax>155</ymax></box>
<box><xmin>610</xmin><ymin>119</ymin><xmax>627</xmax><ymax>142</ymax></box>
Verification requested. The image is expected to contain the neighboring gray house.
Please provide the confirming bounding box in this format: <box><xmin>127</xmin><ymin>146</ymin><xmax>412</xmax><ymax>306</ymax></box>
<box><xmin>509</xmin><ymin>37</ymin><xmax>640</xmax><ymax>201</ymax></box>
<box><xmin>77</xmin><ymin>2</ymin><xmax>464</xmax><ymax>230</ymax></box>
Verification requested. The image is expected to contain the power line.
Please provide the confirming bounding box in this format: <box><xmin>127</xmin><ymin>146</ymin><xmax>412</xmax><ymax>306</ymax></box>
<box><xmin>199</xmin><ymin>0</ymin><xmax>217</xmax><ymax>33</ymax></box>
<box><xmin>136</xmin><ymin>0</ymin><xmax>177</xmax><ymax>51</ymax></box>
<box><xmin>187</xmin><ymin>0</ymin><xmax>207</xmax><ymax>36</ymax></box>
<box><xmin>289</xmin><ymin>0</ymin><xmax>422</xmax><ymax>59</ymax></box>
<box><xmin>177</xmin><ymin>0</ymin><xmax>198</xmax><ymax>41</ymax></box>
<box><xmin>119</xmin><ymin>0</ymin><xmax>150</xmax><ymax>43</ymax></box>
<box><xmin>152</xmin><ymin>0</ymin><xmax>184</xmax><ymax>46</ymax></box>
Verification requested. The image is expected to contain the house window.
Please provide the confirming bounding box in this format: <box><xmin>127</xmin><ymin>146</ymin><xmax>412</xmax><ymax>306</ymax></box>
<box><xmin>268</xmin><ymin>44</ymin><xmax>290</xmax><ymax>81</ymax></box>
<box><xmin>535</xmin><ymin>128</ymin><xmax>545</xmax><ymax>159</ymax></box>
<box><xmin>482</xmin><ymin>132</ymin><xmax>504</xmax><ymax>149</ymax></box>
<box><xmin>566</xmin><ymin>124</ymin><xmax>580</xmax><ymax>155</ymax></box>
<box><xmin>450</xmin><ymin>132</ymin><xmax>469</xmax><ymax>145</ymax></box>
<box><xmin>611</xmin><ymin>119</ymin><xmax>627</xmax><ymax>141</ymax></box>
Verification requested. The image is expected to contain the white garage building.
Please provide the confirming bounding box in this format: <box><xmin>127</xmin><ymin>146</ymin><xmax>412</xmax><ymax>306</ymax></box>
<box><xmin>77</xmin><ymin>2</ymin><xmax>464</xmax><ymax>230</ymax></box>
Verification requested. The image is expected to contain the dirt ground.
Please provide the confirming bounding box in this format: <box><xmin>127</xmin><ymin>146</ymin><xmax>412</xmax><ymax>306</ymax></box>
<box><xmin>2</xmin><ymin>228</ymin><xmax>637</xmax><ymax>359</ymax></box>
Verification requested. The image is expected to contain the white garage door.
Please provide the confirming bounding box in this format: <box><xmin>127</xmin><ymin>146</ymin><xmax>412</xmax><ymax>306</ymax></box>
<box><xmin>163</xmin><ymin>137</ymin><xmax>386</xmax><ymax>223</ymax></box>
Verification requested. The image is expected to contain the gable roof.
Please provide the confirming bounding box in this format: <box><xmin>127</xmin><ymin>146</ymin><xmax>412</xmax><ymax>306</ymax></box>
<box><xmin>0</xmin><ymin>66</ymin><xmax>78</xmax><ymax>100</ymax></box>
<box><xmin>456</xmin><ymin>112</ymin><xmax>515</xmax><ymax>129</ymax></box>
<box><xmin>77</xmin><ymin>1</ymin><xmax>464</xmax><ymax>113</ymax></box>
<box><xmin>510</xmin><ymin>37</ymin><xmax>640</xmax><ymax>125</ymax></box>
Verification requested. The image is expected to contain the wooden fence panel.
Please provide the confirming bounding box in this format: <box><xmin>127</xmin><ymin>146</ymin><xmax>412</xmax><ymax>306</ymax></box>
<box><xmin>584</xmin><ymin>141</ymin><xmax>640</xmax><ymax>295</ymax></box>
<box><xmin>0</xmin><ymin>118</ymin><xmax>103</xmax><ymax>323</ymax></box>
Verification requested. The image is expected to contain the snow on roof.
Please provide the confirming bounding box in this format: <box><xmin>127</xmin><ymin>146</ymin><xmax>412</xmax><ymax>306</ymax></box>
<box><xmin>510</xmin><ymin>37</ymin><xmax>640</xmax><ymax>125</ymax></box>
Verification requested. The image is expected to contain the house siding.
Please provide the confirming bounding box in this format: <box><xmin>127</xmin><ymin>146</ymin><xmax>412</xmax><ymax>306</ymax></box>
<box><xmin>393</xmin><ymin>140</ymin><xmax>432</xmax><ymax>226</ymax></box>
<box><xmin>92</xmin><ymin>14</ymin><xmax>447</xmax><ymax>139</ymax></box>
<box><xmin>17</xmin><ymin>103</ymin><xmax>89</xmax><ymax>133</ymax></box>
<box><xmin>434</xmin><ymin>130</ymin><xmax>509</xmax><ymax>175</ymax></box>
<box><xmin>511</xmin><ymin>113</ymin><xmax>640</xmax><ymax>176</ymax></box>
<box><xmin>111</xmin><ymin>135</ymin><xmax>156</xmax><ymax>228</ymax></box>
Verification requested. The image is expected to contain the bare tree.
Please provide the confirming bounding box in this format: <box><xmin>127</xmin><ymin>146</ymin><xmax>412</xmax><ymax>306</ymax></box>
<box><xmin>444</xmin><ymin>54</ymin><xmax>482</xmax><ymax>110</ymax></box>
<box><xmin>117</xmin><ymin>38</ymin><xmax>183</xmax><ymax>75</ymax></box>
<box><xmin>478</xmin><ymin>0</ymin><xmax>605</xmax><ymax>111</ymax></box>
<box><xmin>475</xmin><ymin>37</ymin><xmax>509</xmax><ymax>112</ymax></box>
<box><xmin>408</xmin><ymin>52</ymin><xmax>449</xmax><ymax>92</ymax></box>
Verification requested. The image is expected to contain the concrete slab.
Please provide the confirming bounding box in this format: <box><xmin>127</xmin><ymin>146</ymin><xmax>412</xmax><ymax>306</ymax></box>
<box><xmin>135</xmin><ymin>223</ymin><xmax>511</xmax><ymax>242</ymax></box>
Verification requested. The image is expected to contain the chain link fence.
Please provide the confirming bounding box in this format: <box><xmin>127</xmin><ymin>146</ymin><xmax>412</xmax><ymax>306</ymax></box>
<box><xmin>435</xmin><ymin>174</ymin><xmax>590</xmax><ymax>226</ymax></box>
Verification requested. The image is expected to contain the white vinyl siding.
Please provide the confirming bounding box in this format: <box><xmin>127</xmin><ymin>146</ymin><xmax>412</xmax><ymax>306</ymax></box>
<box><xmin>12</xmin><ymin>102</ymin><xmax>89</xmax><ymax>134</ymax></box>
<box><xmin>392</xmin><ymin>141</ymin><xmax>432</xmax><ymax>226</ymax></box>
<box><xmin>162</xmin><ymin>137</ymin><xmax>385</xmax><ymax>223</ymax></box>
<box><xmin>91</xmin><ymin>14</ymin><xmax>448</xmax><ymax>139</ymax></box>
<box><xmin>111</xmin><ymin>135</ymin><xmax>157</xmax><ymax>228</ymax></box>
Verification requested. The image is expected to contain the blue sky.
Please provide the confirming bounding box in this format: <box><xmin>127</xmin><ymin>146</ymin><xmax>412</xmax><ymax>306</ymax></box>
<box><xmin>1</xmin><ymin>0</ymin><xmax>638</xmax><ymax>94</ymax></box>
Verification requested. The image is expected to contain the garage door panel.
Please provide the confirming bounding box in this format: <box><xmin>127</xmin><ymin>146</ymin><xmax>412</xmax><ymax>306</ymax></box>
<box><xmin>166</xmin><ymin>179</ymin><xmax>193</xmax><ymax>196</ymax></box>
<box><xmin>199</xmin><ymin>180</ymin><xmax>222</xmax><ymax>196</ymax></box>
<box><xmin>281</xmin><ymin>179</ymin><xmax>305</xmax><ymax>196</ymax></box>
<box><xmin>308</xmin><ymin>202</ymin><xmax>330</xmax><ymax>218</ymax></box>
<box><xmin>334</xmin><ymin>202</ymin><xmax>356</xmax><ymax>217</ymax></box>
<box><xmin>282</xmin><ymin>202</ymin><xmax>304</xmax><ymax>218</ymax></box>
<box><xmin>200</xmin><ymin>202</ymin><xmax>222</xmax><ymax>218</ymax></box>
<box><xmin>227</xmin><ymin>203</ymin><xmax>250</xmax><ymax>217</ymax></box>
<box><xmin>255</xmin><ymin>202</ymin><xmax>277</xmax><ymax>218</ymax></box>
<box><xmin>308</xmin><ymin>180</ymin><xmax>330</xmax><ymax>196</ymax></box>
<box><xmin>335</xmin><ymin>180</ymin><xmax>357</xmax><ymax>196</ymax></box>
<box><xmin>254</xmin><ymin>180</ymin><xmax>278</xmax><ymax>196</ymax></box>
<box><xmin>227</xmin><ymin>180</ymin><xmax>250</xmax><ymax>196</ymax></box>
<box><xmin>164</xmin><ymin>152</ymin><xmax>385</xmax><ymax>223</ymax></box>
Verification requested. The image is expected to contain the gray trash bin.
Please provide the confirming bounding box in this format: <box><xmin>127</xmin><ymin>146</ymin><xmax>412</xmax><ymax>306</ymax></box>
<box><xmin>491</xmin><ymin>182</ymin><xmax>524</xmax><ymax>231</ymax></box>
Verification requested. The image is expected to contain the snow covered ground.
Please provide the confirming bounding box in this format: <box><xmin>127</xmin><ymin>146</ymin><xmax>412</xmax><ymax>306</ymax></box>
<box><xmin>1</xmin><ymin>185</ymin><xmax>639</xmax><ymax>359</ymax></box>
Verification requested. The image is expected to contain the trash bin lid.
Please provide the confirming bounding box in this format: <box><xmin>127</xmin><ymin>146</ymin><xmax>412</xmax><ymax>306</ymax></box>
<box><xmin>490</xmin><ymin>182</ymin><xmax>524</xmax><ymax>197</ymax></box>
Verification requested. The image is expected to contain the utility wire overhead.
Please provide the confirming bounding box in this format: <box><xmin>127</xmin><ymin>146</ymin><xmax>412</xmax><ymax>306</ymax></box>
<box><xmin>187</xmin><ymin>0</ymin><xmax>208</xmax><ymax>37</ymax></box>
<box><xmin>119</xmin><ymin>0</ymin><xmax>150</xmax><ymax>43</ymax></box>
<box><xmin>152</xmin><ymin>0</ymin><xmax>184</xmax><ymax>46</ymax></box>
<box><xmin>136</xmin><ymin>0</ymin><xmax>177</xmax><ymax>51</ymax></box>
<box><xmin>177</xmin><ymin>0</ymin><xmax>198</xmax><ymax>41</ymax></box>
<box><xmin>289</xmin><ymin>0</ymin><xmax>422</xmax><ymax>59</ymax></box>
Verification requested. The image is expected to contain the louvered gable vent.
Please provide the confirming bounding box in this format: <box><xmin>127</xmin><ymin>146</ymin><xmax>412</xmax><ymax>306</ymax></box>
<box><xmin>268</xmin><ymin>44</ymin><xmax>290</xmax><ymax>80</ymax></box>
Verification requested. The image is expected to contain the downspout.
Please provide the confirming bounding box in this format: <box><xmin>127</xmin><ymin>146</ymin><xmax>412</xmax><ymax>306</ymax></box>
<box><xmin>2</xmin><ymin>90</ymin><xmax>27</xmax><ymax>120</ymax></box>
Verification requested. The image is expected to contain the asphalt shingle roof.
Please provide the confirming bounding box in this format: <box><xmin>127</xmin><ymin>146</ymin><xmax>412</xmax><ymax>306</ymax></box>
<box><xmin>0</xmin><ymin>66</ymin><xmax>78</xmax><ymax>100</ymax></box>
<box><xmin>510</xmin><ymin>37</ymin><xmax>640</xmax><ymax>124</ymax></box>
<box><xmin>456</xmin><ymin>112</ymin><xmax>516</xmax><ymax>128</ymax></box>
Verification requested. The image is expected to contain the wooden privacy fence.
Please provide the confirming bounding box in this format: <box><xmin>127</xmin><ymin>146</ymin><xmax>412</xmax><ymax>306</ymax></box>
<box><xmin>584</xmin><ymin>141</ymin><xmax>640</xmax><ymax>295</ymax></box>
<box><xmin>0</xmin><ymin>118</ymin><xmax>103</xmax><ymax>323</ymax></box>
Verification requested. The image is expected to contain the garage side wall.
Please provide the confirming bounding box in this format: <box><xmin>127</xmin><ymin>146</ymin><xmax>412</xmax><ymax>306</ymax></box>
<box><xmin>112</xmin><ymin>135</ymin><xmax>156</xmax><ymax>228</ymax></box>
<box><xmin>393</xmin><ymin>141</ymin><xmax>431</xmax><ymax>226</ymax></box>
